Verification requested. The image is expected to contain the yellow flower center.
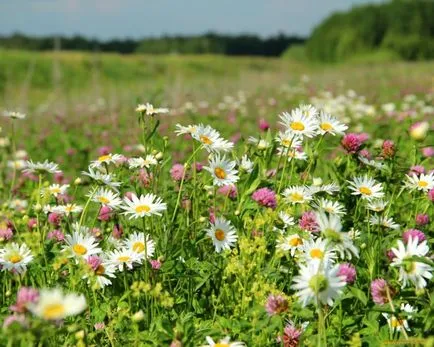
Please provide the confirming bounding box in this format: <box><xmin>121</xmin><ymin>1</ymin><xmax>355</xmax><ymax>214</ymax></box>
<box><xmin>135</xmin><ymin>205</ymin><xmax>150</xmax><ymax>213</ymax></box>
<box><xmin>98</xmin><ymin>155</ymin><xmax>111</xmax><ymax>162</ymax></box>
<box><xmin>73</xmin><ymin>244</ymin><xmax>87</xmax><ymax>256</ymax></box>
<box><xmin>282</xmin><ymin>139</ymin><xmax>292</xmax><ymax>147</ymax></box>
<box><xmin>50</xmin><ymin>188</ymin><xmax>61</xmax><ymax>194</ymax></box>
<box><xmin>289</xmin><ymin>236</ymin><xmax>303</xmax><ymax>247</ymax></box>
<box><xmin>359</xmin><ymin>186</ymin><xmax>372</xmax><ymax>196</ymax></box>
<box><xmin>65</xmin><ymin>205</ymin><xmax>74</xmax><ymax>212</ymax></box>
<box><xmin>98</xmin><ymin>196</ymin><xmax>110</xmax><ymax>204</ymax></box>
<box><xmin>310</xmin><ymin>248</ymin><xmax>324</xmax><ymax>259</ymax></box>
<box><xmin>200</xmin><ymin>135</ymin><xmax>213</xmax><ymax>145</ymax></box>
<box><xmin>320</xmin><ymin>123</ymin><xmax>333</xmax><ymax>131</ymax></box>
<box><xmin>215</xmin><ymin>229</ymin><xmax>226</xmax><ymax>241</ymax></box>
<box><xmin>418</xmin><ymin>180</ymin><xmax>428</xmax><ymax>188</ymax></box>
<box><xmin>290</xmin><ymin>121</ymin><xmax>305</xmax><ymax>131</ymax></box>
<box><xmin>214</xmin><ymin>167</ymin><xmax>227</xmax><ymax>179</ymax></box>
<box><xmin>215</xmin><ymin>344</ymin><xmax>230</xmax><ymax>347</ymax></box>
<box><xmin>43</xmin><ymin>303</ymin><xmax>65</xmax><ymax>320</ymax></box>
<box><xmin>9</xmin><ymin>254</ymin><xmax>23</xmax><ymax>264</ymax></box>
<box><xmin>390</xmin><ymin>317</ymin><xmax>404</xmax><ymax>328</ymax></box>
<box><xmin>290</xmin><ymin>192</ymin><xmax>304</xmax><ymax>202</ymax></box>
<box><xmin>118</xmin><ymin>256</ymin><xmax>130</xmax><ymax>262</ymax></box>
<box><xmin>325</xmin><ymin>207</ymin><xmax>334</xmax><ymax>213</ymax></box>
<box><xmin>95</xmin><ymin>264</ymin><xmax>105</xmax><ymax>275</ymax></box>
<box><xmin>132</xmin><ymin>241</ymin><xmax>145</xmax><ymax>253</ymax></box>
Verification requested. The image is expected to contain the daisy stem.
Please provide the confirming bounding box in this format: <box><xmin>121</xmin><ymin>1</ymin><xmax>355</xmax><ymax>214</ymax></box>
<box><xmin>386</xmin><ymin>285</ymin><xmax>409</xmax><ymax>340</ymax></box>
<box><xmin>317</xmin><ymin>303</ymin><xmax>326</xmax><ymax>346</ymax></box>
<box><xmin>277</xmin><ymin>147</ymin><xmax>289</xmax><ymax>194</ymax></box>
<box><xmin>77</xmin><ymin>185</ymin><xmax>98</xmax><ymax>232</ymax></box>
<box><xmin>170</xmin><ymin>146</ymin><xmax>202</xmax><ymax>225</ymax></box>
<box><xmin>8</xmin><ymin>121</ymin><xmax>16</xmax><ymax>201</ymax></box>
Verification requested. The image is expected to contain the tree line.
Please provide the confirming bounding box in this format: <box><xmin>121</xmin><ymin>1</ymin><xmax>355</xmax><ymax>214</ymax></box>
<box><xmin>0</xmin><ymin>32</ymin><xmax>305</xmax><ymax>56</ymax></box>
<box><xmin>306</xmin><ymin>0</ymin><xmax>434</xmax><ymax>62</ymax></box>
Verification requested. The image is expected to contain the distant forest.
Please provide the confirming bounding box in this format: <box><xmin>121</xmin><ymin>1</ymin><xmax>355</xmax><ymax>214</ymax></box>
<box><xmin>306</xmin><ymin>0</ymin><xmax>434</xmax><ymax>61</ymax></box>
<box><xmin>0</xmin><ymin>33</ymin><xmax>305</xmax><ymax>56</ymax></box>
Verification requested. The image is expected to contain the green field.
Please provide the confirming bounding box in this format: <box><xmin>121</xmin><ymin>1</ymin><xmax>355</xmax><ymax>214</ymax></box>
<box><xmin>0</xmin><ymin>50</ymin><xmax>433</xmax><ymax>346</ymax></box>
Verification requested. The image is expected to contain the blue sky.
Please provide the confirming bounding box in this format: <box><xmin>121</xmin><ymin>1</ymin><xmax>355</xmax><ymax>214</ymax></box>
<box><xmin>0</xmin><ymin>0</ymin><xmax>384</xmax><ymax>39</ymax></box>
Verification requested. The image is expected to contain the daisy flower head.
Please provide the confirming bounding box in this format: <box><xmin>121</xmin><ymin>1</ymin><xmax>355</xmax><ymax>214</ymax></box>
<box><xmin>53</xmin><ymin>203</ymin><xmax>83</xmax><ymax>216</ymax></box>
<box><xmin>316</xmin><ymin>212</ymin><xmax>359</xmax><ymax>259</ymax></box>
<box><xmin>298</xmin><ymin>104</ymin><xmax>319</xmax><ymax>118</ymax></box>
<box><xmin>28</xmin><ymin>288</ymin><xmax>86</xmax><ymax>321</ymax></box>
<box><xmin>276</xmin><ymin>146</ymin><xmax>308</xmax><ymax>162</ymax></box>
<box><xmin>317</xmin><ymin>111</ymin><xmax>348</xmax><ymax>136</ymax></box>
<box><xmin>91</xmin><ymin>188</ymin><xmax>122</xmax><ymax>209</ymax></box>
<box><xmin>128</xmin><ymin>155</ymin><xmax>158</xmax><ymax>169</ymax></box>
<box><xmin>382</xmin><ymin>303</ymin><xmax>415</xmax><ymax>333</ymax></box>
<box><xmin>123</xmin><ymin>232</ymin><xmax>155</xmax><ymax>259</ymax></box>
<box><xmin>3</xmin><ymin>110</ymin><xmax>26</xmax><ymax>120</ymax></box>
<box><xmin>174</xmin><ymin>123</ymin><xmax>197</xmax><ymax>137</ymax></box>
<box><xmin>292</xmin><ymin>261</ymin><xmax>346</xmax><ymax>307</ymax></box>
<box><xmin>7</xmin><ymin>159</ymin><xmax>27</xmax><ymax>170</ymax></box>
<box><xmin>121</xmin><ymin>193</ymin><xmax>166</xmax><ymax>219</ymax></box>
<box><xmin>82</xmin><ymin>167</ymin><xmax>121</xmax><ymax>191</ymax></box>
<box><xmin>391</xmin><ymin>237</ymin><xmax>432</xmax><ymax>289</ymax></box>
<box><xmin>275</xmin><ymin>130</ymin><xmax>303</xmax><ymax>149</ymax></box>
<box><xmin>347</xmin><ymin>175</ymin><xmax>384</xmax><ymax>200</ymax></box>
<box><xmin>369</xmin><ymin>214</ymin><xmax>400</xmax><ymax>230</ymax></box>
<box><xmin>206</xmin><ymin>217</ymin><xmax>238</xmax><ymax>253</ymax></box>
<box><xmin>106</xmin><ymin>248</ymin><xmax>140</xmax><ymax>271</ymax></box>
<box><xmin>202</xmin><ymin>336</ymin><xmax>245</xmax><ymax>347</ymax></box>
<box><xmin>42</xmin><ymin>184</ymin><xmax>69</xmax><ymax>198</ymax></box>
<box><xmin>279</xmin><ymin>108</ymin><xmax>319</xmax><ymax>138</ymax></box>
<box><xmin>278</xmin><ymin>211</ymin><xmax>296</xmax><ymax>228</ymax></box>
<box><xmin>405</xmin><ymin>172</ymin><xmax>434</xmax><ymax>192</ymax></box>
<box><xmin>276</xmin><ymin>233</ymin><xmax>304</xmax><ymax>256</ymax></box>
<box><xmin>239</xmin><ymin>154</ymin><xmax>253</xmax><ymax>173</ymax></box>
<box><xmin>89</xmin><ymin>153</ymin><xmax>123</xmax><ymax>169</ymax></box>
<box><xmin>23</xmin><ymin>160</ymin><xmax>60</xmax><ymax>175</ymax></box>
<box><xmin>136</xmin><ymin>103</ymin><xmax>169</xmax><ymax>116</ymax></box>
<box><xmin>366</xmin><ymin>199</ymin><xmax>388</xmax><ymax>212</ymax></box>
<box><xmin>85</xmin><ymin>255</ymin><xmax>116</xmax><ymax>289</ymax></box>
<box><xmin>0</xmin><ymin>243</ymin><xmax>33</xmax><ymax>274</ymax></box>
<box><xmin>204</xmin><ymin>154</ymin><xmax>239</xmax><ymax>187</ymax></box>
<box><xmin>312</xmin><ymin>198</ymin><xmax>346</xmax><ymax>216</ymax></box>
<box><xmin>283</xmin><ymin>186</ymin><xmax>313</xmax><ymax>204</ymax></box>
<box><xmin>301</xmin><ymin>238</ymin><xmax>336</xmax><ymax>265</ymax></box>
<box><xmin>193</xmin><ymin>124</ymin><xmax>234</xmax><ymax>153</ymax></box>
<box><xmin>62</xmin><ymin>231</ymin><xmax>101</xmax><ymax>262</ymax></box>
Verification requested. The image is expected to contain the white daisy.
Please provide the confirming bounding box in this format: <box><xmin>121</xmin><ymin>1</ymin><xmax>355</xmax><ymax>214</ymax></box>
<box><xmin>276</xmin><ymin>233</ymin><xmax>304</xmax><ymax>256</ymax></box>
<box><xmin>136</xmin><ymin>103</ymin><xmax>169</xmax><ymax>116</ymax></box>
<box><xmin>298</xmin><ymin>104</ymin><xmax>319</xmax><ymax>118</ymax></box>
<box><xmin>405</xmin><ymin>172</ymin><xmax>434</xmax><ymax>192</ymax></box>
<box><xmin>347</xmin><ymin>175</ymin><xmax>384</xmax><ymax>200</ymax></box>
<box><xmin>106</xmin><ymin>248</ymin><xmax>140</xmax><ymax>271</ymax></box>
<box><xmin>7</xmin><ymin>160</ymin><xmax>27</xmax><ymax>170</ymax></box>
<box><xmin>28</xmin><ymin>288</ymin><xmax>86</xmax><ymax>320</ymax></box>
<box><xmin>369</xmin><ymin>215</ymin><xmax>400</xmax><ymax>230</ymax></box>
<box><xmin>84</xmin><ymin>256</ymin><xmax>116</xmax><ymax>289</ymax></box>
<box><xmin>0</xmin><ymin>243</ymin><xmax>33</xmax><ymax>274</ymax></box>
<box><xmin>8</xmin><ymin>199</ymin><xmax>28</xmax><ymax>211</ymax></box>
<box><xmin>316</xmin><ymin>213</ymin><xmax>359</xmax><ymax>260</ymax></box>
<box><xmin>276</xmin><ymin>146</ymin><xmax>308</xmax><ymax>162</ymax></box>
<box><xmin>62</xmin><ymin>231</ymin><xmax>101</xmax><ymax>262</ymax></box>
<box><xmin>82</xmin><ymin>167</ymin><xmax>121</xmax><ymax>191</ymax></box>
<box><xmin>3</xmin><ymin>110</ymin><xmax>26</xmax><ymax>120</ymax></box>
<box><xmin>366</xmin><ymin>199</ymin><xmax>388</xmax><ymax>212</ymax></box>
<box><xmin>391</xmin><ymin>237</ymin><xmax>432</xmax><ymax>289</ymax></box>
<box><xmin>247</xmin><ymin>136</ymin><xmax>270</xmax><ymax>150</ymax></box>
<box><xmin>202</xmin><ymin>336</ymin><xmax>245</xmax><ymax>347</ymax></box>
<box><xmin>292</xmin><ymin>261</ymin><xmax>346</xmax><ymax>307</ymax></box>
<box><xmin>128</xmin><ymin>155</ymin><xmax>157</xmax><ymax>169</ymax></box>
<box><xmin>204</xmin><ymin>154</ymin><xmax>239</xmax><ymax>187</ymax></box>
<box><xmin>53</xmin><ymin>203</ymin><xmax>83</xmax><ymax>216</ymax></box>
<box><xmin>174</xmin><ymin>124</ymin><xmax>197</xmax><ymax>136</ymax></box>
<box><xmin>239</xmin><ymin>154</ymin><xmax>253</xmax><ymax>173</ymax></box>
<box><xmin>89</xmin><ymin>153</ymin><xmax>123</xmax><ymax>169</ymax></box>
<box><xmin>91</xmin><ymin>188</ymin><xmax>122</xmax><ymax>209</ymax></box>
<box><xmin>309</xmin><ymin>182</ymin><xmax>341</xmax><ymax>196</ymax></box>
<box><xmin>123</xmin><ymin>232</ymin><xmax>155</xmax><ymax>259</ymax></box>
<box><xmin>279</xmin><ymin>109</ymin><xmax>319</xmax><ymax>138</ymax></box>
<box><xmin>278</xmin><ymin>211</ymin><xmax>296</xmax><ymax>227</ymax></box>
<box><xmin>42</xmin><ymin>184</ymin><xmax>69</xmax><ymax>198</ymax></box>
<box><xmin>301</xmin><ymin>238</ymin><xmax>336</xmax><ymax>265</ymax></box>
<box><xmin>121</xmin><ymin>193</ymin><xmax>166</xmax><ymax>219</ymax></box>
<box><xmin>317</xmin><ymin>111</ymin><xmax>348</xmax><ymax>136</ymax></box>
<box><xmin>192</xmin><ymin>124</ymin><xmax>234</xmax><ymax>153</ymax></box>
<box><xmin>382</xmin><ymin>303</ymin><xmax>415</xmax><ymax>333</ymax></box>
<box><xmin>275</xmin><ymin>131</ymin><xmax>303</xmax><ymax>148</ymax></box>
<box><xmin>206</xmin><ymin>217</ymin><xmax>238</xmax><ymax>253</ymax></box>
<box><xmin>282</xmin><ymin>186</ymin><xmax>313</xmax><ymax>204</ymax></box>
<box><xmin>312</xmin><ymin>198</ymin><xmax>346</xmax><ymax>216</ymax></box>
<box><xmin>23</xmin><ymin>160</ymin><xmax>60</xmax><ymax>174</ymax></box>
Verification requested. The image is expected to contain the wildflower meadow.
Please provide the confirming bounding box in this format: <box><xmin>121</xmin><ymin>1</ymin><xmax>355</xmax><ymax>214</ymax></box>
<box><xmin>0</xmin><ymin>54</ymin><xmax>433</xmax><ymax>346</ymax></box>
